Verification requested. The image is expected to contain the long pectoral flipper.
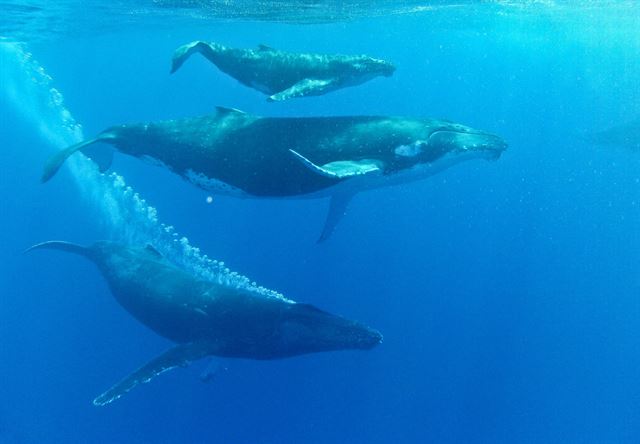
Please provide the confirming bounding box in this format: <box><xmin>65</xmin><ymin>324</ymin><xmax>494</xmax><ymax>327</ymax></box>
<box><xmin>289</xmin><ymin>149</ymin><xmax>383</xmax><ymax>242</ymax></box>
<box><xmin>42</xmin><ymin>137</ymin><xmax>113</xmax><ymax>183</ymax></box>
<box><xmin>289</xmin><ymin>149</ymin><xmax>382</xmax><ymax>179</ymax></box>
<box><xmin>318</xmin><ymin>192</ymin><xmax>354</xmax><ymax>243</ymax></box>
<box><xmin>93</xmin><ymin>342</ymin><xmax>211</xmax><ymax>406</ymax></box>
<box><xmin>268</xmin><ymin>78</ymin><xmax>335</xmax><ymax>102</ymax></box>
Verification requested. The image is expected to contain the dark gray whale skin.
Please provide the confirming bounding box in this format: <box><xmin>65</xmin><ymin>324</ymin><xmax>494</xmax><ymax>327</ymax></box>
<box><xmin>171</xmin><ymin>41</ymin><xmax>395</xmax><ymax>101</ymax></box>
<box><xmin>27</xmin><ymin>240</ymin><xmax>381</xmax><ymax>405</ymax></box>
<box><xmin>43</xmin><ymin>107</ymin><xmax>506</xmax><ymax>196</ymax></box>
<box><xmin>42</xmin><ymin>107</ymin><xmax>506</xmax><ymax>240</ymax></box>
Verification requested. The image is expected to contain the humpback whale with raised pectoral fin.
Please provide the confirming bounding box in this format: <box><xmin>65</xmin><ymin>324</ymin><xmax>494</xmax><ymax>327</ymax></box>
<box><xmin>42</xmin><ymin>107</ymin><xmax>507</xmax><ymax>241</ymax></box>
<box><xmin>26</xmin><ymin>240</ymin><xmax>381</xmax><ymax>406</ymax></box>
<box><xmin>171</xmin><ymin>41</ymin><xmax>395</xmax><ymax>101</ymax></box>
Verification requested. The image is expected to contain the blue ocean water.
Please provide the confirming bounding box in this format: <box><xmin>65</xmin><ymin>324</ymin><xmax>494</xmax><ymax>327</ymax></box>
<box><xmin>2</xmin><ymin>2</ymin><xmax>640</xmax><ymax>442</ymax></box>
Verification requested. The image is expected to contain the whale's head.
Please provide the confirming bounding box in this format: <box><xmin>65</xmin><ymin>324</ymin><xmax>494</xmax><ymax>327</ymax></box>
<box><xmin>425</xmin><ymin>126</ymin><xmax>507</xmax><ymax>161</ymax></box>
<box><xmin>274</xmin><ymin>303</ymin><xmax>382</xmax><ymax>357</ymax></box>
<box><xmin>390</xmin><ymin>122</ymin><xmax>507</xmax><ymax>176</ymax></box>
<box><xmin>370</xmin><ymin>58</ymin><xmax>396</xmax><ymax>77</ymax></box>
<box><xmin>350</xmin><ymin>56</ymin><xmax>396</xmax><ymax>79</ymax></box>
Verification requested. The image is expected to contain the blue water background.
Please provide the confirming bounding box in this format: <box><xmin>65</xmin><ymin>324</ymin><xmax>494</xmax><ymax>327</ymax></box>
<box><xmin>2</xmin><ymin>5</ymin><xmax>640</xmax><ymax>443</ymax></box>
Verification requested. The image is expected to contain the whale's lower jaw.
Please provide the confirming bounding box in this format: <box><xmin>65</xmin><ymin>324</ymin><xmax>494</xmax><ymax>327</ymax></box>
<box><xmin>385</xmin><ymin>149</ymin><xmax>498</xmax><ymax>187</ymax></box>
<box><xmin>318</xmin><ymin>149</ymin><xmax>498</xmax><ymax>197</ymax></box>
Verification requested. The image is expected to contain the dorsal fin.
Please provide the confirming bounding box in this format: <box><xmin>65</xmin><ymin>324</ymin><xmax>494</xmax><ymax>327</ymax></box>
<box><xmin>257</xmin><ymin>44</ymin><xmax>275</xmax><ymax>52</ymax></box>
<box><xmin>145</xmin><ymin>244</ymin><xmax>163</xmax><ymax>258</ymax></box>
<box><xmin>215</xmin><ymin>106</ymin><xmax>245</xmax><ymax>115</ymax></box>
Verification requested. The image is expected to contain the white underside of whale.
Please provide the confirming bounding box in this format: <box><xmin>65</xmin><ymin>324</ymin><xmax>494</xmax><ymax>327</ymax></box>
<box><xmin>181</xmin><ymin>149</ymin><xmax>490</xmax><ymax>199</ymax></box>
<box><xmin>185</xmin><ymin>168</ymin><xmax>248</xmax><ymax>197</ymax></box>
<box><xmin>177</xmin><ymin>149</ymin><xmax>493</xmax><ymax>241</ymax></box>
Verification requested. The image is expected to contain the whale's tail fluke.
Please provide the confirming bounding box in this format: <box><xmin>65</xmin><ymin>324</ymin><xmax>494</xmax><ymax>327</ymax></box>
<box><xmin>24</xmin><ymin>241</ymin><xmax>90</xmax><ymax>258</ymax></box>
<box><xmin>42</xmin><ymin>137</ymin><xmax>113</xmax><ymax>183</ymax></box>
<box><xmin>171</xmin><ymin>41</ymin><xmax>212</xmax><ymax>74</ymax></box>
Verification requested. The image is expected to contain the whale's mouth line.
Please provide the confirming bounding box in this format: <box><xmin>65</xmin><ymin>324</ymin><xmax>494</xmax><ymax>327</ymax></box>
<box><xmin>485</xmin><ymin>147</ymin><xmax>504</xmax><ymax>161</ymax></box>
<box><xmin>427</xmin><ymin>130</ymin><xmax>507</xmax><ymax>159</ymax></box>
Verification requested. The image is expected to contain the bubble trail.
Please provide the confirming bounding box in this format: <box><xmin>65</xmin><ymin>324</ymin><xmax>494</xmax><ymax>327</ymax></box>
<box><xmin>0</xmin><ymin>40</ymin><xmax>289</xmax><ymax>302</ymax></box>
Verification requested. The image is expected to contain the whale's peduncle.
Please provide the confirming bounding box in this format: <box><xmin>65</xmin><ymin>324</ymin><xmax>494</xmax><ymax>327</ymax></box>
<box><xmin>42</xmin><ymin>134</ymin><xmax>116</xmax><ymax>183</ymax></box>
<box><xmin>170</xmin><ymin>41</ymin><xmax>225</xmax><ymax>74</ymax></box>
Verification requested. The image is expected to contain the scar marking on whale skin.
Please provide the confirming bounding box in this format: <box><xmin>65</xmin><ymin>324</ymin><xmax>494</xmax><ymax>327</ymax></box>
<box><xmin>141</xmin><ymin>155</ymin><xmax>170</xmax><ymax>170</ymax></box>
<box><xmin>394</xmin><ymin>140</ymin><xmax>426</xmax><ymax>157</ymax></box>
<box><xmin>185</xmin><ymin>169</ymin><xmax>248</xmax><ymax>197</ymax></box>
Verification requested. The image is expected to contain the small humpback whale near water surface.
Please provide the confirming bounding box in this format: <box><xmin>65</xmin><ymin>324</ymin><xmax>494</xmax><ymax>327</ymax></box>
<box><xmin>586</xmin><ymin>118</ymin><xmax>640</xmax><ymax>150</ymax></box>
<box><xmin>42</xmin><ymin>107</ymin><xmax>507</xmax><ymax>241</ymax></box>
<box><xmin>170</xmin><ymin>40</ymin><xmax>395</xmax><ymax>101</ymax></box>
<box><xmin>27</xmin><ymin>240</ymin><xmax>381</xmax><ymax>405</ymax></box>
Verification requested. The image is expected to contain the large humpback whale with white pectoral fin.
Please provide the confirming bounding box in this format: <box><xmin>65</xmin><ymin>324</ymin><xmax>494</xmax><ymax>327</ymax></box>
<box><xmin>171</xmin><ymin>40</ymin><xmax>395</xmax><ymax>101</ymax></box>
<box><xmin>42</xmin><ymin>107</ymin><xmax>507</xmax><ymax>241</ymax></box>
<box><xmin>27</xmin><ymin>240</ymin><xmax>381</xmax><ymax>406</ymax></box>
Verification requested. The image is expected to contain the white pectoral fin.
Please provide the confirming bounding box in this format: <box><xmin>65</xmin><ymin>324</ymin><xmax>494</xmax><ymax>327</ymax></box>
<box><xmin>288</xmin><ymin>149</ymin><xmax>380</xmax><ymax>241</ymax></box>
<box><xmin>289</xmin><ymin>149</ymin><xmax>339</xmax><ymax>179</ymax></box>
<box><xmin>268</xmin><ymin>78</ymin><xmax>335</xmax><ymax>101</ymax></box>
<box><xmin>289</xmin><ymin>149</ymin><xmax>382</xmax><ymax>179</ymax></box>
<box><xmin>322</xmin><ymin>160</ymin><xmax>382</xmax><ymax>178</ymax></box>
<box><xmin>318</xmin><ymin>192</ymin><xmax>354</xmax><ymax>243</ymax></box>
<box><xmin>93</xmin><ymin>342</ymin><xmax>211</xmax><ymax>406</ymax></box>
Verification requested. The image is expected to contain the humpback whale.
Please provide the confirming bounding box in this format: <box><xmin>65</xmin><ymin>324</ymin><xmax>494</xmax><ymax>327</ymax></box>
<box><xmin>171</xmin><ymin>41</ymin><xmax>395</xmax><ymax>101</ymax></box>
<box><xmin>587</xmin><ymin>118</ymin><xmax>640</xmax><ymax>150</ymax></box>
<box><xmin>27</xmin><ymin>240</ymin><xmax>381</xmax><ymax>405</ymax></box>
<box><xmin>42</xmin><ymin>107</ymin><xmax>507</xmax><ymax>241</ymax></box>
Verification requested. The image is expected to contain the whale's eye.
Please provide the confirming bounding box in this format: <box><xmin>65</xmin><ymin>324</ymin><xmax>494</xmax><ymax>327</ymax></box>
<box><xmin>394</xmin><ymin>141</ymin><xmax>426</xmax><ymax>157</ymax></box>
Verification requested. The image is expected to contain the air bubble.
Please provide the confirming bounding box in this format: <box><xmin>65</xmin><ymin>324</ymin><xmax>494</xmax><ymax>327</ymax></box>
<box><xmin>3</xmin><ymin>42</ymin><xmax>290</xmax><ymax>303</ymax></box>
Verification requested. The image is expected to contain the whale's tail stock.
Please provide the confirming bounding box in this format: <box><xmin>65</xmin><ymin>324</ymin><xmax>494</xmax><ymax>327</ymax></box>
<box><xmin>171</xmin><ymin>41</ymin><xmax>214</xmax><ymax>74</ymax></box>
<box><xmin>42</xmin><ymin>136</ymin><xmax>114</xmax><ymax>183</ymax></box>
